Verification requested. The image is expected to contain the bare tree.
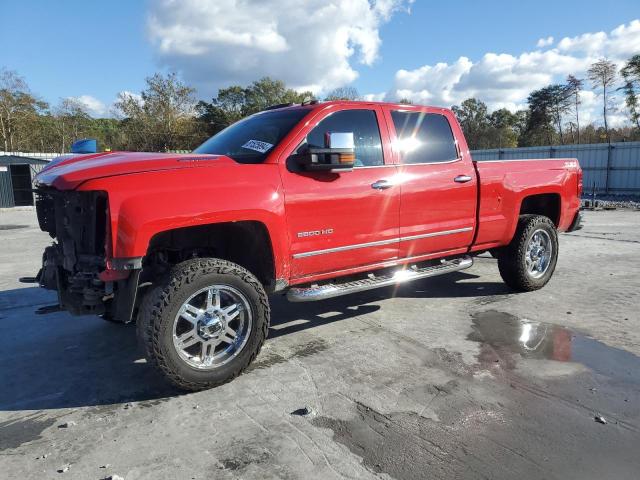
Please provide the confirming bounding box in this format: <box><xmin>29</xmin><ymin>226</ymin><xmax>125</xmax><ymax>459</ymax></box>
<box><xmin>324</xmin><ymin>87</ymin><xmax>360</xmax><ymax>101</ymax></box>
<box><xmin>566</xmin><ymin>121</ymin><xmax>577</xmax><ymax>143</ymax></box>
<box><xmin>0</xmin><ymin>69</ymin><xmax>48</xmax><ymax>151</ymax></box>
<box><xmin>115</xmin><ymin>72</ymin><xmax>198</xmax><ymax>151</ymax></box>
<box><xmin>547</xmin><ymin>84</ymin><xmax>573</xmax><ymax>144</ymax></box>
<box><xmin>588</xmin><ymin>59</ymin><xmax>617</xmax><ymax>143</ymax></box>
<box><xmin>53</xmin><ymin>98</ymin><xmax>91</xmax><ymax>153</ymax></box>
<box><xmin>566</xmin><ymin>75</ymin><xmax>584</xmax><ymax>143</ymax></box>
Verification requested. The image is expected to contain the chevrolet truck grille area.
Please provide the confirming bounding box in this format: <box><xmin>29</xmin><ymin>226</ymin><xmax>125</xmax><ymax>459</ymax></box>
<box><xmin>35</xmin><ymin>187</ymin><xmax>108</xmax><ymax>315</ymax></box>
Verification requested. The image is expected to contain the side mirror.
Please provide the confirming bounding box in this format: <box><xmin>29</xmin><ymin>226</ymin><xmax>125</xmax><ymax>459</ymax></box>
<box><xmin>70</xmin><ymin>138</ymin><xmax>97</xmax><ymax>154</ymax></box>
<box><xmin>292</xmin><ymin>132</ymin><xmax>355</xmax><ymax>172</ymax></box>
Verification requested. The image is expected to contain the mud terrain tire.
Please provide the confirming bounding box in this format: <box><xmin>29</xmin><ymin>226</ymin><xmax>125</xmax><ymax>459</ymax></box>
<box><xmin>497</xmin><ymin>214</ymin><xmax>558</xmax><ymax>292</ymax></box>
<box><xmin>137</xmin><ymin>258</ymin><xmax>269</xmax><ymax>391</ymax></box>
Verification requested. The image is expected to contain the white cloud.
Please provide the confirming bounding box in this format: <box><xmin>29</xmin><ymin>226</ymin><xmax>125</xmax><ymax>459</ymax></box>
<box><xmin>66</xmin><ymin>92</ymin><xmax>149</xmax><ymax>118</ymax></box>
<box><xmin>148</xmin><ymin>0</ymin><xmax>412</xmax><ymax>96</ymax></box>
<box><xmin>116</xmin><ymin>90</ymin><xmax>143</xmax><ymax>104</ymax></box>
<box><xmin>536</xmin><ymin>36</ymin><xmax>554</xmax><ymax>48</ymax></box>
<box><xmin>393</xmin><ymin>57</ymin><xmax>473</xmax><ymax>105</ymax></box>
<box><xmin>362</xmin><ymin>92</ymin><xmax>386</xmax><ymax>101</ymax></box>
<box><xmin>385</xmin><ymin>20</ymin><xmax>640</xmax><ymax>128</ymax></box>
<box><xmin>69</xmin><ymin>95</ymin><xmax>108</xmax><ymax>117</ymax></box>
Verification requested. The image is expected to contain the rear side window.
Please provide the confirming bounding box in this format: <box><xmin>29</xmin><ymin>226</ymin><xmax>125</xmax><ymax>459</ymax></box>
<box><xmin>391</xmin><ymin>111</ymin><xmax>458</xmax><ymax>164</ymax></box>
<box><xmin>304</xmin><ymin>109</ymin><xmax>384</xmax><ymax>167</ymax></box>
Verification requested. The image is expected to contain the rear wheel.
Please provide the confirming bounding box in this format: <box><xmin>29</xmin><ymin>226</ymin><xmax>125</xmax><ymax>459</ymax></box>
<box><xmin>497</xmin><ymin>215</ymin><xmax>558</xmax><ymax>292</ymax></box>
<box><xmin>137</xmin><ymin>258</ymin><xmax>269</xmax><ymax>391</ymax></box>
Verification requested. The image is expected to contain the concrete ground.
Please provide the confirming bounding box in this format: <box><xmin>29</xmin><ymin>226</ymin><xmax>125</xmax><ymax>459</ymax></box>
<box><xmin>1</xmin><ymin>208</ymin><xmax>639</xmax><ymax>480</ymax></box>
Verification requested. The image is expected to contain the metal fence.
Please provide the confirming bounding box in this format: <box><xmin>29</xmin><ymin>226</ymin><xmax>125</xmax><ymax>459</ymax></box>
<box><xmin>471</xmin><ymin>141</ymin><xmax>640</xmax><ymax>194</ymax></box>
<box><xmin>0</xmin><ymin>151</ymin><xmax>60</xmax><ymax>161</ymax></box>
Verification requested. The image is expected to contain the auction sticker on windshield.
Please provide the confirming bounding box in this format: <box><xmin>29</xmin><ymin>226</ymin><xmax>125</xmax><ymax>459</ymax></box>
<box><xmin>242</xmin><ymin>139</ymin><xmax>274</xmax><ymax>153</ymax></box>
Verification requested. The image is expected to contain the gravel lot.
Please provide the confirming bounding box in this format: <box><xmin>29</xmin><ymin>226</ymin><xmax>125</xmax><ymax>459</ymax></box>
<box><xmin>1</xmin><ymin>208</ymin><xmax>639</xmax><ymax>480</ymax></box>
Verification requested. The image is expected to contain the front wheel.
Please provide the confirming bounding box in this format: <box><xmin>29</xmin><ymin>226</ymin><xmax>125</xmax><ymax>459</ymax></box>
<box><xmin>137</xmin><ymin>258</ymin><xmax>269</xmax><ymax>391</ymax></box>
<box><xmin>497</xmin><ymin>215</ymin><xmax>559</xmax><ymax>292</ymax></box>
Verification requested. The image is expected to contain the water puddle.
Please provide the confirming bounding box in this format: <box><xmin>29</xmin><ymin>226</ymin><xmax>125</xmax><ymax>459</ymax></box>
<box><xmin>310</xmin><ymin>312</ymin><xmax>640</xmax><ymax>479</ymax></box>
<box><xmin>246</xmin><ymin>338</ymin><xmax>328</xmax><ymax>371</ymax></box>
<box><xmin>468</xmin><ymin>310</ymin><xmax>640</xmax><ymax>384</ymax></box>
<box><xmin>312</xmin><ymin>402</ymin><xmax>456</xmax><ymax>480</ymax></box>
<box><xmin>0</xmin><ymin>414</ymin><xmax>56</xmax><ymax>451</ymax></box>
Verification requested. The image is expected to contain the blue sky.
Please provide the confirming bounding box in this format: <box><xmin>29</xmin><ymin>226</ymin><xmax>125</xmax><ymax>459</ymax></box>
<box><xmin>366</xmin><ymin>0</ymin><xmax>640</xmax><ymax>93</ymax></box>
<box><xmin>1</xmin><ymin>0</ymin><xmax>153</xmax><ymax>107</ymax></box>
<box><xmin>1</xmin><ymin>0</ymin><xmax>639</xmax><ymax>125</ymax></box>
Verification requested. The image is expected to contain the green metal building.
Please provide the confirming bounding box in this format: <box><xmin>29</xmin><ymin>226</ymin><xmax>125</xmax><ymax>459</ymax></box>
<box><xmin>0</xmin><ymin>153</ymin><xmax>56</xmax><ymax>208</ymax></box>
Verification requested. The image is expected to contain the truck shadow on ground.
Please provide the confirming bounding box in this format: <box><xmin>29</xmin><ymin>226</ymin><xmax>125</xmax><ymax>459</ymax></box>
<box><xmin>0</xmin><ymin>273</ymin><xmax>510</xmax><ymax>411</ymax></box>
<box><xmin>268</xmin><ymin>271</ymin><xmax>512</xmax><ymax>339</ymax></box>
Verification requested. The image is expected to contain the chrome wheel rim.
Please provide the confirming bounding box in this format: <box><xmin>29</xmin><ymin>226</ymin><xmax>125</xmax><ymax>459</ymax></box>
<box><xmin>172</xmin><ymin>285</ymin><xmax>252</xmax><ymax>370</ymax></box>
<box><xmin>525</xmin><ymin>229</ymin><xmax>552</xmax><ymax>279</ymax></box>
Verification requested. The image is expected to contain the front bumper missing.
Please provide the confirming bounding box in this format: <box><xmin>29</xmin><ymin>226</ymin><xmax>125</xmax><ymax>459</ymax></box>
<box><xmin>31</xmin><ymin>250</ymin><xmax>141</xmax><ymax>323</ymax></box>
<box><xmin>29</xmin><ymin>185</ymin><xmax>143</xmax><ymax>322</ymax></box>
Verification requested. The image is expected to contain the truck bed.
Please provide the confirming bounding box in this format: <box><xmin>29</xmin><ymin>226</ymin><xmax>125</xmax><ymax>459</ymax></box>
<box><xmin>471</xmin><ymin>158</ymin><xmax>582</xmax><ymax>252</ymax></box>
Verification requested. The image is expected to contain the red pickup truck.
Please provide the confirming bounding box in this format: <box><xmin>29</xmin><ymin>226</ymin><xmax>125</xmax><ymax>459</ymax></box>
<box><xmin>28</xmin><ymin>100</ymin><xmax>582</xmax><ymax>390</ymax></box>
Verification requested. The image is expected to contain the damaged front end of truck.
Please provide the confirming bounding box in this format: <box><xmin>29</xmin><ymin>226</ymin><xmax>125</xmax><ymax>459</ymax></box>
<box><xmin>24</xmin><ymin>186</ymin><xmax>139</xmax><ymax>322</ymax></box>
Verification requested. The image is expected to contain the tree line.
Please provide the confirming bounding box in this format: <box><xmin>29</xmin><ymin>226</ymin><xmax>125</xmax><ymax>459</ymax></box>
<box><xmin>0</xmin><ymin>72</ymin><xmax>320</xmax><ymax>153</ymax></box>
<box><xmin>1</xmin><ymin>55</ymin><xmax>639</xmax><ymax>154</ymax></box>
<box><xmin>453</xmin><ymin>56</ymin><xmax>640</xmax><ymax>150</ymax></box>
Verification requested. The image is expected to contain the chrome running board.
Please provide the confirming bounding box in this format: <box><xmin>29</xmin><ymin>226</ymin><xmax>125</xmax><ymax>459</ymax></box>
<box><xmin>286</xmin><ymin>256</ymin><xmax>473</xmax><ymax>302</ymax></box>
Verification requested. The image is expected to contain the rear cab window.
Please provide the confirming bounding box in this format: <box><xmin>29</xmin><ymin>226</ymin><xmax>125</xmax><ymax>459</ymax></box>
<box><xmin>390</xmin><ymin>111</ymin><xmax>459</xmax><ymax>164</ymax></box>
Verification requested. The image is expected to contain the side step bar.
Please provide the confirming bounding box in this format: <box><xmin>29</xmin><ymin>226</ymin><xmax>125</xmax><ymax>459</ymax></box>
<box><xmin>287</xmin><ymin>256</ymin><xmax>473</xmax><ymax>302</ymax></box>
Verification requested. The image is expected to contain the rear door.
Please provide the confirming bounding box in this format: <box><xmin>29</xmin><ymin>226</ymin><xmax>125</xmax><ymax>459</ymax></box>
<box><xmin>279</xmin><ymin>105</ymin><xmax>399</xmax><ymax>280</ymax></box>
<box><xmin>385</xmin><ymin>108</ymin><xmax>477</xmax><ymax>259</ymax></box>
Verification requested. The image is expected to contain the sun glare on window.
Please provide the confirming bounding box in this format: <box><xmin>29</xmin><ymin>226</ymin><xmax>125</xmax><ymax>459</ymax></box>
<box><xmin>394</xmin><ymin>136</ymin><xmax>422</xmax><ymax>154</ymax></box>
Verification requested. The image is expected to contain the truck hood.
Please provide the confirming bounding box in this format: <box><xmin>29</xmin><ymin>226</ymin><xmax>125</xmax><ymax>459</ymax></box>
<box><xmin>35</xmin><ymin>151</ymin><xmax>230</xmax><ymax>190</ymax></box>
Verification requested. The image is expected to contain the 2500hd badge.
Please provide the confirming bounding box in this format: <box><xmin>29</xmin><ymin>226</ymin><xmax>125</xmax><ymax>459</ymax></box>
<box><xmin>297</xmin><ymin>229</ymin><xmax>334</xmax><ymax>238</ymax></box>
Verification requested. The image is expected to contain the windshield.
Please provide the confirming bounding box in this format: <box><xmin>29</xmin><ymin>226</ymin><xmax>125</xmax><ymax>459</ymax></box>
<box><xmin>193</xmin><ymin>108</ymin><xmax>309</xmax><ymax>163</ymax></box>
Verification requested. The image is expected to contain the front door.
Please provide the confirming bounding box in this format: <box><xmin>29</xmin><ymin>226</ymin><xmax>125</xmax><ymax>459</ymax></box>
<box><xmin>10</xmin><ymin>164</ymin><xmax>34</xmax><ymax>206</ymax></box>
<box><xmin>386</xmin><ymin>109</ymin><xmax>477</xmax><ymax>259</ymax></box>
<box><xmin>280</xmin><ymin>106</ymin><xmax>400</xmax><ymax>280</ymax></box>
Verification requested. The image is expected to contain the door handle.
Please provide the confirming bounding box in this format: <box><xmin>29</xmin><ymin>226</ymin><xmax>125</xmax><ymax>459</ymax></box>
<box><xmin>371</xmin><ymin>180</ymin><xmax>393</xmax><ymax>190</ymax></box>
<box><xmin>454</xmin><ymin>175</ymin><xmax>472</xmax><ymax>183</ymax></box>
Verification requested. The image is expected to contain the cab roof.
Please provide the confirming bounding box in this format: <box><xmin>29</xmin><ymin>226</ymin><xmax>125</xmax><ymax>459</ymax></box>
<box><xmin>264</xmin><ymin>100</ymin><xmax>452</xmax><ymax>113</ymax></box>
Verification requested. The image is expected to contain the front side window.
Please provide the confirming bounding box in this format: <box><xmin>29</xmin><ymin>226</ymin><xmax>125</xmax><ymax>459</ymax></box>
<box><xmin>391</xmin><ymin>111</ymin><xmax>458</xmax><ymax>164</ymax></box>
<box><xmin>194</xmin><ymin>108</ymin><xmax>309</xmax><ymax>164</ymax></box>
<box><xmin>303</xmin><ymin>109</ymin><xmax>384</xmax><ymax>167</ymax></box>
